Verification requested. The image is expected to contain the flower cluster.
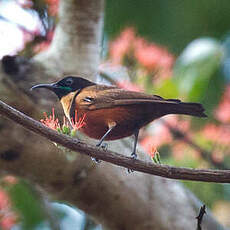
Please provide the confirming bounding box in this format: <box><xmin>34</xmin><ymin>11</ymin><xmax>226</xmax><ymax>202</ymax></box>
<box><xmin>140</xmin><ymin>117</ymin><xmax>190</xmax><ymax>150</ymax></box>
<box><xmin>109</xmin><ymin>27</ymin><xmax>174</xmax><ymax>77</ymax></box>
<box><xmin>202</xmin><ymin>123</ymin><xmax>230</xmax><ymax>146</ymax></box>
<box><xmin>147</xmin><ymin>146</ymin><xmax>161</xmax><ymax>163</ymax></box>
<box><xmin>41</xmin><ymin>108</ymin><xmax>60</xmax><ymax>130</ymax></box>
<box><xmin>40</xmin><ymin>108</ymin><xmax>86</xmax><ymax>137</ymax></box>
<box><xmin>71</xmin><ymin>110</ymin><xmax>86</xmax><ymax>136</ymax></box>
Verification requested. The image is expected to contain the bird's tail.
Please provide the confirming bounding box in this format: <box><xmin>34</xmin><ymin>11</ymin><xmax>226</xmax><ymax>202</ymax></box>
<box><xmin>163</xmin><ymin>101</ymin><xmax>207</xmax><ymax>118</ymax></box>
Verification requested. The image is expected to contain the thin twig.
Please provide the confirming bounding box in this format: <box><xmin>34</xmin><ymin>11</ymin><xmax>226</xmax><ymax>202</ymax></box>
<box><xmin>196</xmin><ymin>205</ymin><xmax>206</xmax><ymax>230</ymax></box>
<box><xmin>163</xmin><ymin>121</ymin><xmax>229</xmax><ymax>170</ymax></box>
<box><xmin>1</xmin><ymin>99</ymin><xmax>230</xmax><ymax>183</ymax></box>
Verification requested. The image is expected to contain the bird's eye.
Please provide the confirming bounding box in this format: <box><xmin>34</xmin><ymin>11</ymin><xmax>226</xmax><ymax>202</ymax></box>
<box><xmin>65</xmin><ymin>78</ymin><xmax>73</xmax><ymax>86</ymax></box>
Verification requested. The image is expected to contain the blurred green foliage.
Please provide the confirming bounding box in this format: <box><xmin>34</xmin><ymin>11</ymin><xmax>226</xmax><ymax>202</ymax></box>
<box><xmin>8</xmin><ymin>180</ymin><xmax>48</xmax><ymax>230</ymax></box>
<box><xmin>173</xmin><ymin>38</ymin><xmax>226</xmax><ymax>118</ymax></box>
<box><xmin>1</xmin><ymin>179</ymin><xmax>101</xmax><ymax>230</ymax></box>
<box><xmin>105</xmin><ymin>0</ymin><xmax>230</xmax><ymax>53</ymax></box>
<box><xmin>184</xmin><ymin>181</ymin><xmax>225</xmax><ymax>208</ymax></box>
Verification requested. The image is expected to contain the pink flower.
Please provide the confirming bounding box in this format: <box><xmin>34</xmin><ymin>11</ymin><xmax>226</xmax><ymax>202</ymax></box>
<box><xmin>215</xmin><ymin>85</ymin><xmax>230</xmax><ymax>123</ymax></box>
<box><xmin>71</xmin><ymin>110</ymin><xmax>86</xmax><ymax>131</ymax></box>
<box><xmin>0</xmin><ymin>189</ymin><xmax>18</xmax><ymax>230</ymax></box>
<box><xmin>134</xmin><ymin>39</ymin><xmax>174</xmax><ymax>74</ymax></box>
<box><xmin>0</xmin><ymin>214</ymin><xmax>17</xmax><ymax>230</ymax></box>
<box><xmin>40</xmin><ymin>108</ymin><xmax>60</xmax><ymax>130</ymax></box>
<box><xmin>202</xmin><ymin>124</ymin><xmax>230</xmax><ymax>145</ymax></box>
<box><xmin>2</xmin><ymin>176</ymin><xmax>17</xmax><ymax>185</ymax></box>
<box><xmin>40</xmin><ymin>108</ymin><xmax>86</xmax><ymax>136</ymax></box>
<box><xmin>109</xmin><ymin>28</ymin><xmax>135</xmax><ymax>64</ymax></box>
<box><xmin>140</xmin><ymin>131</ymin><xmax>172</xmax><ymax>152</ymax></box>
<box><xmin>171</xmin><ymin>142</ymin><xmax>187</xmax><ymax>160</ymax></box>
<box><xmin>211</xmin><ymin>151</ymin><xmax>224</xmax><ymax>163</ymax></box>
<box><xmin>0</xmin><ymin>190</ymin><xmax>10</xmax><ymax>210</ymax></box>
<box><xmin>117</xmin><ymin>80</ymin><xmax>143</xmax><ymax>92</ymax></box>
<box><xmin>109</xmin><ymin>27</ymin><xmax>175</xmax><ymax>79</ymax></box>
<box><xmin>134</xmin><ymin>40</ymin><xmax>161</xmax><ymax>69</ymax></box>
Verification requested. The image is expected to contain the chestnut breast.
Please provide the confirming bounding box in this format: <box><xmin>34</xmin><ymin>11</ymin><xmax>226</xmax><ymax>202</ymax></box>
<box><xmin>79</xmin><ymin>104</ymin><xmax>157</xmax><ymax>140</ymax></box>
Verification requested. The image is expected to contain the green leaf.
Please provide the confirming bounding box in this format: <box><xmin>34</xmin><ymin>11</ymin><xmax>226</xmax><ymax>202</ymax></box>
<box><xmin>154</xmin><ymin>78</ymin><xmax>179</xmax><ymax>99</ymax></box>
<box><xmin>200</xmin><ymin>69</ymin><xmax>226</xmax><ymax>117</ymax></box>
<box><xmin>62</xmin><ymin>126</ymin><xmax>71</xmax><ymax>135</ymax></box>
<box><xmin>7</xmin><ymin>180</ymin><xmax>48</xmax><ymax>230</ymax></box>
<box><xmin>173</xmin><ymin>38</ymin><xmax>224</xmax><ymax>101</ymax></box>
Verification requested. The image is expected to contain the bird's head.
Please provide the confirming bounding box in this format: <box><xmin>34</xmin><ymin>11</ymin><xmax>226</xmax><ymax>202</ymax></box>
<box><xmin>31</xmin><ymin>76</ymin><xmax>95</xmax><ymax>99</ymax></box>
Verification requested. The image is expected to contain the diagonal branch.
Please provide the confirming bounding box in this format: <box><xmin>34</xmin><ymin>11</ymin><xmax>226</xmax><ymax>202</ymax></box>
<box><xmin>0</xmin><ymin>99</ymin><xmax>230</xmax><ymax>183</ymax></box>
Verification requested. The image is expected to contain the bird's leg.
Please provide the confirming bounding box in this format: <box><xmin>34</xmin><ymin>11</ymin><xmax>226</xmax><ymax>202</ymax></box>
<box><xmin>127</xmin><ymin>130</ymin><xmax>140</xmax><ymax>173</ymax></box>
<box><xmin>96</xmin><ymin>121</ymin><xmax>116</xmax><ymax>147</ymax></box>
<box><xmin>131</xmin><ymin>129</ymin><xmax>139</xmax><ymax>159</ymax></box>
<box><xmin>93</xmin><ymin>122</ymin><xmax>116</xmax><ymax>163</ymax></box>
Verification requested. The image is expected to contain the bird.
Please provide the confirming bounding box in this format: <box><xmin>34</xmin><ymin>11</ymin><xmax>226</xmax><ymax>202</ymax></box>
<box><xmin>31</xmin><ymin>76</ymin><xmax>207</xmax><ymax>159</ymax></box>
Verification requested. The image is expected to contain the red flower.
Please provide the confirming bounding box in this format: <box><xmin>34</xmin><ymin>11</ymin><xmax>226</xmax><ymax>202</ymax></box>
<box><xmin>71</xmin><ymin>110</ymin><xmax>86</xmax><ymax>131</ymax></box>
<box><xmin>40</xmin><ymin>108</ymin><xmax>60</xmax><ymax>130</ymax></box>
<box><xmin>148</xmin><ymin>146</ymin><xmax>157</xmax><ymax>158</ymax></box>
<box><xmin>40</xmin><ymin>108</ymin><xmax>86</xmax><ymax>137</ymax></box>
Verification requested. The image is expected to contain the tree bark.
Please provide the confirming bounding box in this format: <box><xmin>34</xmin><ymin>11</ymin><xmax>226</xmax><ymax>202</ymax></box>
<box><xmin>0</xmin><ymin>0</ymin><xmax>227</xmax><ymax>230</ymax></box>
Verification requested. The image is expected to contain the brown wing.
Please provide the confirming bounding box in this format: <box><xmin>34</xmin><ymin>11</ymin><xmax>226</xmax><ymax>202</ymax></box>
<box><xmin>75</xmin><ymin>84</ymin><xmax>181</xmax><ymax>111</ymax></box>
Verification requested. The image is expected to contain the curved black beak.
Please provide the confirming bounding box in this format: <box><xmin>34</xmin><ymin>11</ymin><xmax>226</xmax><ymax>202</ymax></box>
<box><xmin>30</xmin><ymin>83</ymin><xmax>58</xmax><ymax>91</ymax></box>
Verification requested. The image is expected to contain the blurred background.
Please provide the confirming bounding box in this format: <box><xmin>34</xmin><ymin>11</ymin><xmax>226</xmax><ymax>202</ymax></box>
<box><xmin>0</xmin><ymin>0</ymin><xmax>230</xmax><ymax>229</ymax></box>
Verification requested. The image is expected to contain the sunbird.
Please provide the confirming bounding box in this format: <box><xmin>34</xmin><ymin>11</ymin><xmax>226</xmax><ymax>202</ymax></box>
<box><xmin>31</xmin><ymin>76</ymin><xmax>206</xmax><ymax>158</ymax></box>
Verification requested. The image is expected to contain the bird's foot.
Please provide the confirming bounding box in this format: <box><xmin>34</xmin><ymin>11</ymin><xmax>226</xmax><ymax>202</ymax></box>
<box><xmin>96</xmin><ymin>142</ymin><xmax>108</xmax><ymax>151</ymax></box>
<box><xmin>126</xmin><ymin>152</ymin><xmax>137</xmax><ymax>173</ymax></box>
<box><xmin>101</xmin><ymin>143</ymin><xmax>108</xmax><ymax>151</ymax></box>
<box><xmin>91</xmin><ymin>157</ymin><xmax>101</xmax><ymax>163</ymax></box>
<box><xmin>93</xmin><ymin>142</ymin><xmax>108</xmax><ymax>163</ymax></box>
<box><xmin>131</xmin><ymin>152</ymin><xmax>137</xmax><ymax>160</ymax></box>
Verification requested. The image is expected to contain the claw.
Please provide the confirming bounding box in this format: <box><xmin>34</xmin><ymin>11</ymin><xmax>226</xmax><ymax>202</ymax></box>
<box><xmin>91</xmin><ymin>157</ymin><xmax>101</xmax><ymax>163</ymax></box>
<box><xmin>101</xmin><ymin>143</ymin><xmax>108</xmax><ymax>150</ymax></box>
<box><xmin>96</xmin><ymin>142</ymin><xmax>108</xmax><ymax>151</ymax></box>
<box><xmin>131</xmin><ymin>152</ymin><xmax>137</xmax><ymax>160</ymax></box>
